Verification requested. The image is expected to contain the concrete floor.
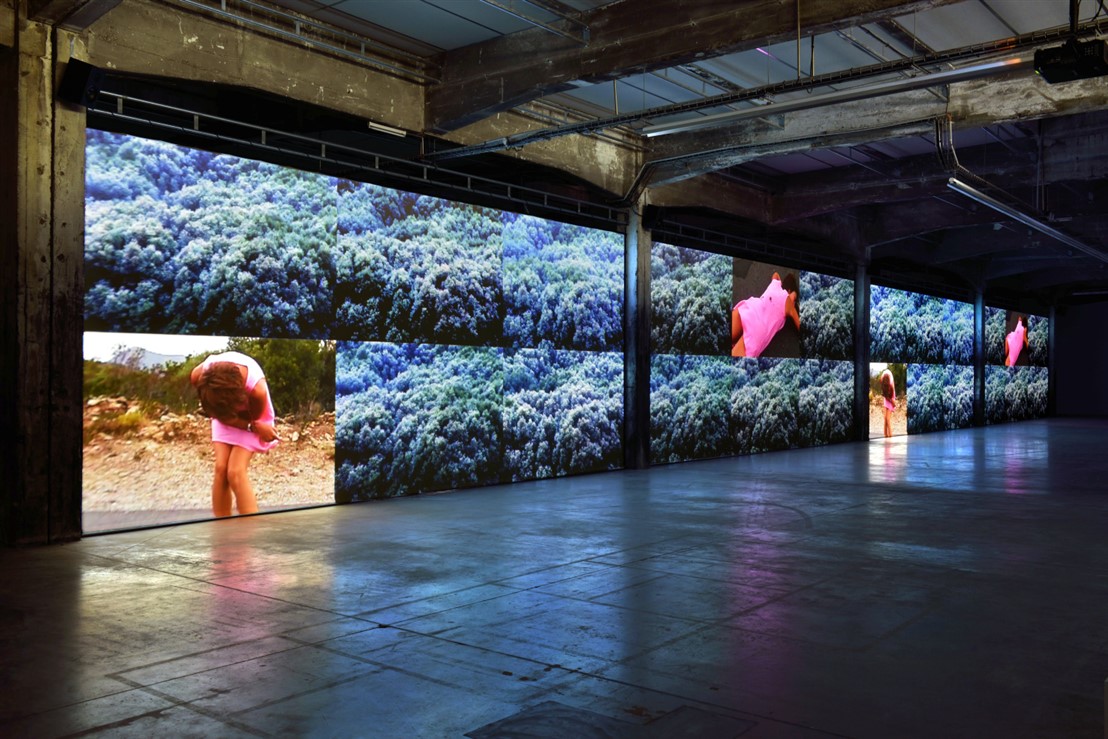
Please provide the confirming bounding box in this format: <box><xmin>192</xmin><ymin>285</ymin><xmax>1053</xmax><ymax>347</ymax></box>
<box><xmin>2</xmin><ymin>418</ymin><xmax>1107</xmax><ymax>738</ymax></box>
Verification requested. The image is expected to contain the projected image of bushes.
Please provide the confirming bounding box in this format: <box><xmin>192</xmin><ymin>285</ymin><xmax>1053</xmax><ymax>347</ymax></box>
<box><xmin>502</xmin><ymin>216</ymin><xmax>623</xmax><ymax>351</ymax></box>
<box><xmin>870</xmin><ymin>285</ymin><xmax>945</xmax><ymax>364</ymax></box>
<box><xmin>732</xmin><ymin>358</ymin><xmax>800</xmax><ymax>454</ymax></box>
<box><xmin>651</xmin><ymin>243</ymin><xmax>731</xmax><ymax>355</ymax></box>
<box><xmin>985</xmin><ymin>306</ymin><xmax>1006</xmax><ymax>365</ymax></box>
<box><xmin>799</xmin><ymin>272</ymin><xmax>854</xmax><ymax>360</ymax></box>
<box><xmin>986</xmin><ymin>365</ymin><xmax>1048</xmax><ymax>424</ymax></box>
<box><xmin>334</xmin><ymin>183</ymin><xmax>503</xmax><ymax>345</ymax></box>
<box><xmin>85</xmin><ymin>131</ymin><xmax>337</xmax><ymax>338</ymax></box>
<box><xmin>907</xmin><ymin>364</ymin><xmax>947</xmax><ymax>435</ymax></box>
<box><xmin>945</xmin><ymin>365</ymin><xmax>974</xmax><ymax>429</ymax></box>
<box><xmin>336</xmin><ymin>342</ymin><xmax>503</xmax><ymax>501</ymax></box>
<box><xmin>943</xmin><ymin>299</ymin><xmax>974</xmax><ymax>365</ymax></box>
<box><xmin>798</xmin><ymin>360</ymin><xmax>853</xmax><ymax>447</ymax></box>
<box><xmin>650</xmin><ymin>354</ymin><xmax>732</xmax><ymax>463</ymax></box>
<box><xmin>503</xmin><ymin>349</ymin><xmax>622</xmax><ymax>481</ymax></box>
<box><xmin>1027</xmin><ymin>314</ymin><xmax>1049</xmax><ymax>365</ymax></box>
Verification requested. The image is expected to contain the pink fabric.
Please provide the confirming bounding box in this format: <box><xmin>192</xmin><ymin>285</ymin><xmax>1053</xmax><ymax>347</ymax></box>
<box><xmin>881</xmin><ymin>370</ymin><xmax>896</xmax><ymax>411</ymax></box>
<box><xmin>734</xmin><ymin>276</ymin><xmax>789</xmax><ymax>358</ymax></box>
<box><xmin>200</xmin><ymin>351</ymin><xmax>278</xmax><ymax>453</ymax></box>
<box><xmin>1005</xmin><ymin>320</ymin><xmax>1027</xmax><ymax>366</ymax></box>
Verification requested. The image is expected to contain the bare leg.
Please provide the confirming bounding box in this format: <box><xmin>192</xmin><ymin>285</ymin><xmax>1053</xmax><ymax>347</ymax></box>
<box><xmin>211</xmin><ymin>442</ymin><xmax>233</xmax><ymax>517</ymax></box>
<box><xmin>226</xmin><ymin>446</ymin><xmax>259</xmax><ymax>515</ymax></box>
<box><xmin>884</xmin><ymin>407</ymin><xmax>892</xmax><ymax>438</ymax></box>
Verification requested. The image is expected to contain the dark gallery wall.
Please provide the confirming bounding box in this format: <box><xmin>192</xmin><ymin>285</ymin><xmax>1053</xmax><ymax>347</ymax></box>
<box><xmin>1055</xmin><ymin>300</ymin><xmax>1108</xmax><ymax>416</ymax></box>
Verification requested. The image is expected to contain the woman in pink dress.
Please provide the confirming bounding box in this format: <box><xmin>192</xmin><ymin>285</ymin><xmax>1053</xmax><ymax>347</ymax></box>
<box><xmin>190</xmin><ymin>351</ymin><xmax>279</xmax><ymax>517</ymax></box>
<box><xmin>880</xmin><ymin>368</ymin><xmax>896</xmax><ymax>438</ymax></box>
<box><xmin>1004</xmin><ymin>315</ymin><xmax>1028</xmax><ymax>367</ymax></box>
<box><xmin>731</xmin><ymin>272</ymin><xmax>800</xmax><ymax>358</ymax></box>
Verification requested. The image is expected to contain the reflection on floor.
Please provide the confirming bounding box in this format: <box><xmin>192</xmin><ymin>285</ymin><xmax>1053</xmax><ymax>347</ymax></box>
<box><xmin>2</xmin><ymin>418</ymin><xmax>1107</xmax><ymax>738</ymax></box>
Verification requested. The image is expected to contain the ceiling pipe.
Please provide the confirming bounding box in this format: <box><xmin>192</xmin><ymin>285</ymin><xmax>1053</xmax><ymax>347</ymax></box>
<box><xmin>936</xmin><ymin>116</ymin><xmax>1108</xmax><ymax>266</ymax></box>
<box><xmin>641</xmin><ymin>57</ymin><xmax>1029</xmax><ymax>137</ymax></box>
<box><xmin>422</xmin><ymin>18</ymin><xmax>1108</xmax><ymax>163</ymax></box>
<box><xmin>946</xmin><ymin>178</ymin><xmax>1108</xmax><ymax>264</ymax></box>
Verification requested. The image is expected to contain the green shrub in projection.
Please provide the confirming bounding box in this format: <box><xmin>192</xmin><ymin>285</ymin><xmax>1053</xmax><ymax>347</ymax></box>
<box><xmin>333</xmin><ymin>183</ymin><xmax>504</xmax><ymax>346</ymax></box>
<box><xmin>943</xmin><ymin>300</ymin><xmax>975</xmax><ymax>365</ymax></box>
<box><xmin>224</xmin><ymin>337</ymin><xmax>336</xmax><ymax>418</ymax></box>
<box><xmin>335</xmin><ymin>342</ymin><xmax>503</xmax><ymax>501</ymax></box>
<box><xmin>870</xmin><ymin>286</ymin><xmax>945</xmax><ymax>364</ymax></box>
<box><xmin>945</xmin><ymin>364</ymin><xmax>974</xmax><ymax>430</ymax></box>
<box><xmin>798</xmin><ymin>360</ymin><xmax>854</xmax><ymax>447</ymax></box>
<box><xmin>799</xmin><ymin>272</ymin><xmax>854</xmax><ymax>360</ymax></box>
<box><xmin>985</xmin><ymin>306</ymin><xmax>1007</xmax><ymax>365</ymax></box>
<box><xmin>651</xmin><ymin>243</ymin><xmax>731</xmax><ymax>355</ymax></box>
<box><xmin>732</xmin><ymin>358</ymin><xmax>801</xmax><ymax>455</ymax></box>
<box><xmin>1027</xmin><ymin>314</ymin><xmax>1049</xmax><ymax>365</ymax></box>
<box><xmin>84</xmin><ymin>131</ymin><xmax>338</xmax><ymax>339</ymax></box>
<box><xmin>650</xmin><ymin>354</ymin><xmax>733</xmax><ymax>463</ymax></box>
<box><xmin>501</xmin><ymin>348</ymin><xmax>623</xmax><ymax>481</ymax></box>
<box><xmin>502</xmin><ymin>216</ymin><xmax>623</xmax><ymax>352</ymax></box>
<box><xmin>907</xmin><ymin>364</ymin><xmax>947</xmax><ymax>435</ymax></box>
<box><xmin>986</xmin><ymin>365</ymin><xmax>1048</xmax><ymax>424</ymax></box>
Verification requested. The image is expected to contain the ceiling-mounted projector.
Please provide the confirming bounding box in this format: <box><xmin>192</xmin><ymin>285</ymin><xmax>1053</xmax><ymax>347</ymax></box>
<box><xmin>1034</xmin><ymin>38</ymin><xmax>1108</xmax><ymax>83</ymax></box>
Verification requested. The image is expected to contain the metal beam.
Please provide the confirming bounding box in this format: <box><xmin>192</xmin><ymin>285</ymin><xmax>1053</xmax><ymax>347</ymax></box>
<box><xmin>426</xmin><ymin>0</ymin><xmax>962</xmax><ymax>133</ymax></box>
<box><xmin>642</xmin><ymin>71</ymin><xmax>1108</xmax><ymax>190</ymax></box>
<box><xmin>29</xmin><ymin>0</ymin><xmax>121</xmax><ymax>30</ymax></box>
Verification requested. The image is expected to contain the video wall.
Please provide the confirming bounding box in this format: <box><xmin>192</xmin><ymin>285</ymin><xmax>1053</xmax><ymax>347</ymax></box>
<box><xmin>649</xmin><ymin>243</ymin><xmax>855</xmax><ymax>463</ymax></box>
<box><xmin>869</xmin><ymin>285</ymin><xmax>975</xmax><ymax>438</ymax></box>
<box><xmin>83</xmin><ymin>130</ymin><xmax>624</xmax><ymax>530</ymax></box>
<box><xmin>984</xmin><ymin>306</ymin><xmax>1049</xmax><ymax>423</ymax></box>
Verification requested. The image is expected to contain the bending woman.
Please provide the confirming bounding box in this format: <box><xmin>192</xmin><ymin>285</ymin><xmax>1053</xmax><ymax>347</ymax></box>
<box><xmin>190</xmin><ymin>351</ymin><xmax>279</xmax><ymax>517</ymax></box>
<box><xmin>880</xmin><ymin>368</ymin><xmax>896</xmax><ymax>438</ymax></box>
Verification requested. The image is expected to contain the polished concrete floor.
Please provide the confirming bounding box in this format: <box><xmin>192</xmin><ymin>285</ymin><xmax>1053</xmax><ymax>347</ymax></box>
<box><xmin>2</xmin><ymin>418</ymin><xmax>1107</xmax><ymax>738</ymax></box>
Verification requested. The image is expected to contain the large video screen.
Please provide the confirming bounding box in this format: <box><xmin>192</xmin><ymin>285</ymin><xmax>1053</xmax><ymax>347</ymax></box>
<box><xmin>650</xmin><ymin>242</ymin><xmax>854</xmax><ymax>463</ymax></box>
<box><xmin>869</xmin><ymin>286</ymin><xmax>974</xmax><ymax>438</ymax></box>
<box><xmin>84</xmin><ymin>130</ymin><xmax>624</xmax><ymax>529</ymax></box>
<box><xmin>984</xmin><ymin>306</ymin><xmax>1049</xmax><ymax>424</ymax></box>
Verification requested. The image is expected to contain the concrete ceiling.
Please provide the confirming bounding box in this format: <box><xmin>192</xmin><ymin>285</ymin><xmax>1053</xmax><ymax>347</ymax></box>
<box><xmin>38</xmin><ymin>0</ymin><xmax>1108</xmax><ymax>305</ymax></box>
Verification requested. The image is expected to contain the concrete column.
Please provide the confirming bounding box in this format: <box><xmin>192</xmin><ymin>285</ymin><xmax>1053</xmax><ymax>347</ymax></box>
<box><xmin>1047</xmin><ymin>304</ymin><xmax>1057</xmax><ymax>417</ymax></box>
<box><xmin>623</xmin><ymin>198</ymin><xmax>651</xmax><ymax>469</ymax></box>
<box><xmin>974</xmin><ymin>291</ymin><xmax>985</xmax><ymax>426</ymax></box>
<box><xmin>1</xmin><ymin>15</ymin><xmax>86</xmax><ymax>544</ymax></box>
<box><xmin>853</xmin><ymin>261</ymin><xmax>870</xmax><ymax>441</ymax></box>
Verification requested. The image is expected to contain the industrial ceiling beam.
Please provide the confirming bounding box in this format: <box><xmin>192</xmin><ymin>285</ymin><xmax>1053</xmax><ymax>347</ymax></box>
<box><xmin>28</xmin><ymin>0</ymin><xmax>120</xmax><ymax>30</ymax></box>
<box><xmin>426</xmin><ymin>0</ymin><xmax>962</xmax><ymax>133</ymax></box>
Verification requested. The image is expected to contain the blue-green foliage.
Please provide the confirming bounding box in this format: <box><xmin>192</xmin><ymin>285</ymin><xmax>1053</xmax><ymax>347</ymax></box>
<box><xmin>945</xmin><ymin>365</ymin><xmax>974</xmax><ymax>430</ymax></box>
<box><xmin>502</xmin><ymin>216</ymin><xmax>623</xmax><ymax>351</ymax></box>
<box><xmin>907</xmin><ymin>364</ymin><xmax>947</xmax><ymax>434</ymax></box>
<box><xmin>502</xmin><ymin>349</ymin><xmax>622</xmax><ymax>480</ymax></box>
<box><xmin>85</xmin><ymin>130</ymin><xmax>337</xmax><ymax>338</ymax></box>
<box><xmin>985</xmin><ymin>306</ymin><xmax>1007</xmax><ymax>365</ymax></box>
<box><xmin>650</xmin><ymin>354</ymin><xmax>732</xmax><ymax>463</ymax></box>
<box><xmin>799</xmin><ymin>272</ymin><xmax>854</xmax><ymax>360</ymax></box>
<box><xmin>334</xmin><ymin>184</ymin><xmax>504</xmax><ymax>345</ymax></box>
<box><xmin>651</xmin><ymin>243</ymin><xmax>731</xmax><ymax>355</ymax></box>
<box><xmin>986</xmin><ymin>365</ymin><xmax>1049</xmax><ymax>424</ymax></box>
<box><xmin>335</xmin><ymin>342</ymin><xmax>503</xmax><ymax>501</ymax></box>
<box><xmin>908</xmin><ymin>364</ymin><xmax>975</xmax><ymax>434</ymax></box>
<box><xmin>944</xmin><ymin>300</ymin><xmax>974</xmax><ymax>365</ymax></box>
<box><xmin>797</xmin><ymin>360</ymin><xmax>854</xmax><ymax>447</ymax></box>
<box><xmin>1027</xmin><ymin>314</ymin><xmax>1049</xmax><ymax>366</ymax></box>
<box><xmin>732</xmin><ymin>358</ymin><xmax>800</xmax><ymax>454</ymax></box>
<box><xmin>871</xmin><ymin>286</ymin><xmax>946</xmax><ymax>364</ymax></box>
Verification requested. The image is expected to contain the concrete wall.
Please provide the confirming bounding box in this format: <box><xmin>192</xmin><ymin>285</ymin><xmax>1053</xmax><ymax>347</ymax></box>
<box><xmin>1055</xmin><ymin>300</ymin><xmax>1108</xmax><ymax>416</ymax></box>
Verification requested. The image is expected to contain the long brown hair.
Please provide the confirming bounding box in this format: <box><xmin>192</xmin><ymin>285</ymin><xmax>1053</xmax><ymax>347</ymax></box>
<box><xmin>196</xmin><ymin>362</ymin><xmax>249</xmax><ymax>424</ymax></box>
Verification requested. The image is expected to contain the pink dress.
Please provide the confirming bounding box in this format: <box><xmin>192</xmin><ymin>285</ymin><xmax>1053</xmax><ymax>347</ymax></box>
<box><xmin>734</xmin><ymin>276</ymin><xmax>789</xmax><ymax>358</ymax></box>
<box><xmin>200</xmin><ymin>351</ymin><xmax>278</xmax><ymax>453</ymax></box>
<box><xmin>881</xmin><ymin>370</ymin><xmax>896</xmax><ymax>412</ymax></box>
<box><xmin>1005</xmin><ymin>320</ymin><xmax>1026</xmax><ymax>366</ymax></box>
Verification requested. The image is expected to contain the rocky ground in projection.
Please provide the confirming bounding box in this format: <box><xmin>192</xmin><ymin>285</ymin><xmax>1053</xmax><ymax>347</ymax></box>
<box><xmin>83</xmin><ymin>397</ymin><xmax>335</xmax><ymax>514</ymax></box>
<box><xmin>869</xmin><ymin>396</ymin><xmax>908</xmax><ymax>438</ymax></box>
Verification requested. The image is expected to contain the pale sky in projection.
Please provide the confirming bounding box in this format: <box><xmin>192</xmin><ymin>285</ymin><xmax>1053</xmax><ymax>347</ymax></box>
<box><xmin>83</xmin><ymin>332</ymin><xmax>230</xmax><ymax>362</ymax></box>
